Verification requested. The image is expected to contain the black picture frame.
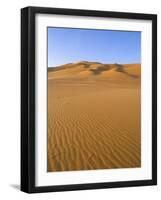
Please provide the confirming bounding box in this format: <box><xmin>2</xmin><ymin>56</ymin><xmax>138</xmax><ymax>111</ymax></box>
<box><xmin>21</xmin><ymin>6</ymin><xmax>157</xmax><ymax>193</ymax></box>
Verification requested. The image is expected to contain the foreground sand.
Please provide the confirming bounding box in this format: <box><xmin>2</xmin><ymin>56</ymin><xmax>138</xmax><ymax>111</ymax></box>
<box><xmin>47</xmin><ymin>62</ymin><xmax>141</xmax><ymax>172</ymax></box>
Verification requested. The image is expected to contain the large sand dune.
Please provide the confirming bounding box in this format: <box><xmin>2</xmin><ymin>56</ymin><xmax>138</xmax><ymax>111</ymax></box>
<box><xmin>47</xmin><ymin>61</ymin><xmax>141</xmax><ymax>172</ymax></box>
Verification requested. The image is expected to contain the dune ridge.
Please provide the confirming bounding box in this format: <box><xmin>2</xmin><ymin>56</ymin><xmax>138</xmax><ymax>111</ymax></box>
<box><xmin>48</xmin><ymin>61</ymin><xmax>140</xmax><ymax>80</ymax></box>
<box><xmin>48</xmin><ymin>61</ymin><xmax>141</xmax><ymax>172</ymax></box>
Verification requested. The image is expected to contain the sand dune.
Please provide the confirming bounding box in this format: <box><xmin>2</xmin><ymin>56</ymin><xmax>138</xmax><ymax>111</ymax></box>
<box><xmin>47</xmin><ymin>61</ymin><xmax>141</xmax><ymax>172</ymax></box>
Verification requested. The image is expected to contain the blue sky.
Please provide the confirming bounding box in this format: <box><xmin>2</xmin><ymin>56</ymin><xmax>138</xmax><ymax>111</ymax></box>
<box><xmin>48</xmin><ymin>27</ymin><xmax>141</xmax><ymax>67</ymax></box>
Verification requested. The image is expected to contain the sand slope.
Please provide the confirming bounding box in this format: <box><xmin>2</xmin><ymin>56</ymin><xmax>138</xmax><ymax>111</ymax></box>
<box><xmin>48</xmin><ymin>61</ymin><xmax>141</xmax><ymax>172</ymax></box>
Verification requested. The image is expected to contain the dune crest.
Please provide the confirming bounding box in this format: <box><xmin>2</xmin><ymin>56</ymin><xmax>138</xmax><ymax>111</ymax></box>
<box><xmin>48</xmin><ymin>61</ymin><xmax>140</xmax><ymax>81</ymax></box>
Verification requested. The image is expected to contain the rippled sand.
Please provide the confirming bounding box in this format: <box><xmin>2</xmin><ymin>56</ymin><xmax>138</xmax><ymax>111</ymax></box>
<box><xmin>47</xmin><ymin>62</ymin><xmax>141</xmax><ymax>172</ymax></box>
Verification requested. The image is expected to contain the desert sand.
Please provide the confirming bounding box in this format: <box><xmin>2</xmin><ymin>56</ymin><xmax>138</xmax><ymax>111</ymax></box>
<box><xmin>47</xmin><ymin>61</ymin><xmax>141</xmax><ymax>172</ymax></box>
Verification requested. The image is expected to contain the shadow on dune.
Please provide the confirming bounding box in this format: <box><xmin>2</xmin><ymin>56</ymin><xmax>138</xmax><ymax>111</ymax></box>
<box><xmin>83</xmin><ymin>62</ymin><xmax>101</xmax><ymax>69</ymax></box>
<box><xmin>115</xmin><ymin>63</ymin><xmax>138</xmax><ymax>78</ymax></box>
<box><xmin>90</xmin><ymin>65</ymin><xmax>111</xmax><ymax>75</ymax></box>
<box><xmin>83</xmin><ymin>63</ymin><xmax>90</xmax><ymax>68</ymax></box>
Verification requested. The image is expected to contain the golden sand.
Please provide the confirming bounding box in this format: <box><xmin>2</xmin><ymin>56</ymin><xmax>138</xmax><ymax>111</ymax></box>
<box><xmin>47</xmin><ymin>62</ymin><xmax>141</xmax><ymax>172</ymax></box>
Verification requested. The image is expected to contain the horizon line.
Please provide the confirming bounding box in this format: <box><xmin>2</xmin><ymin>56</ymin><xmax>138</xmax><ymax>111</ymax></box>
<box><xmin>48</xmin><ymin>61</ymin><xmax>141</xmax><ymax>68</ymax></box>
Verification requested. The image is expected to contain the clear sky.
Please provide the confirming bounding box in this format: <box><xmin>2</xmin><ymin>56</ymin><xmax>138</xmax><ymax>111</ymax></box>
<box><xmin>48</xmin><ymin>27</ymin><xmax>141</xmax><ymax>67</ymax></box>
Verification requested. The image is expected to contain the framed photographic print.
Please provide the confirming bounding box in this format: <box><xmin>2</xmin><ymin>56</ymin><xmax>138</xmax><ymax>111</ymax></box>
<box><xmin>21</xmin><ymin>6</ymin><xmax>157</xmax><ymax>193</ymax></box>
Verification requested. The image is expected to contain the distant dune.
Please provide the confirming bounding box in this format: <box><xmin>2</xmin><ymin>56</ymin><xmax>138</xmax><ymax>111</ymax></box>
<box><xmin>48</xmin><ymin>61</ymin><xmax>140</xmax><ymax>80</ymax></box>
<box><xmin>47</xmin><ymin>61</ymin><xmax>141</xmax><ymax>172</ymax></box>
